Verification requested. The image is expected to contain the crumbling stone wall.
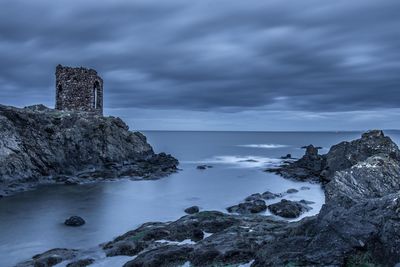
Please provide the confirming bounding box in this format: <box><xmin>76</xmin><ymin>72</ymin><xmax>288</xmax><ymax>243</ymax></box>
<box><xmin>55</xmin><ymin>64</ymin><xmax>103</xmax><ymax>115</ymax></box>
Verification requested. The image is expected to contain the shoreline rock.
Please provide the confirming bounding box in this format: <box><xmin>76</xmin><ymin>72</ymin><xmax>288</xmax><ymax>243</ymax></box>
<box><xmin>0</xmin><ymin>104</ymin><xmax>178</xmax><ymax>197</ymax></box>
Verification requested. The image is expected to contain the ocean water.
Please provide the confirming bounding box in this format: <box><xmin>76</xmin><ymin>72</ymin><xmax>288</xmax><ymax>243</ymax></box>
<box><xmin>1</xmin><ymin>131</ymin><xmax>399</xmax><ymax>267</ymax></box>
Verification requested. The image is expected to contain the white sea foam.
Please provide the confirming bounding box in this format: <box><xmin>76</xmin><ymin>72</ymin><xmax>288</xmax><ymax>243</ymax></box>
<box><xmin>188</xmin><ymin>155</ymin><xmax>282</xmax><ymax>168</ymax></box>
<box><xmin>155</xmin><ymin>239</ymin><xmax>196</xmax><ymax>245</ymax></box>
<box><xmin>238</xmin><ymin>144</ymin><xmax>288</xmax><ymax>149</ymax></box>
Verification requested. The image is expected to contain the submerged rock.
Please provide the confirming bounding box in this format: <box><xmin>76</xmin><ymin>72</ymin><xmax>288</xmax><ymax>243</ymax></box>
<box><xmin>196</xmin><ymin>165</ymin><xmax>213</xmax><ymax>170</ymax></box>
<box><xmin>0</xmin><ymin>104</ymin><xmax>178</xmax><ymax>197</ymax></box>
<box><xmin>64</xmin><ymin>216</ymin><xmax>86</xmax><ymax>227</ymax></box>
<box><xmin>286</xmin><ymin>188</ymin><xmax>298</xmax><ymax>194</ymax></box>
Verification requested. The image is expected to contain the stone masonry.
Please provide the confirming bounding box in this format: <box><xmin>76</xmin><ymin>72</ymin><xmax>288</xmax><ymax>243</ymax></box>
<box><xmin>55</xmin><ymin>64</ymin><xmax>103</xmax><ymax>115</ymax></box>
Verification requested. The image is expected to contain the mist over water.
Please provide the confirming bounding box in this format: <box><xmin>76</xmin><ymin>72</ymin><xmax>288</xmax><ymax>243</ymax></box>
<box><xmin>1</xmin><ymin>131</ymin><xmax>400</xmax><ymax>266</ymax></box>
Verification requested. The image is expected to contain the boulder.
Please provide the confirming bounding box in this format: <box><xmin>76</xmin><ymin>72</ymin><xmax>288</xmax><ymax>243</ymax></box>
<box><xmin>268</xmin><ymin>199</ymin><xmax>311</xmax><ymax>218</ymax></box>
<box><xmin>197</xmin><ymin>165</ymin><xmax>213</xmax><ymax>170</ymax></box>
<box><xmin>66</xmin><ymin>258</ymin><xmax>94</xmax><ymax>267</ymax></box>
<box><xmin>64</xmin><ymin>216</ymin><xmax>85</xmax><ymax>227</ymax></box>
<box><xmin>184</xmin><ymin>206</ymin><xmax>200</xmax><ymax>214</ymax></box>
<box><xmin>261</xmin><ymin>191</ymin><xmax>280</xmax><ymax>199</ymax></box>
<box><xmin>286</xmin><ymin>188</ymin><xmax>298</xmax><ymax>194</ymax></box>
<box><xmin>227</xmin><ymin>199</ymin><xmax>267</xmax><ymax>214</ymax></box>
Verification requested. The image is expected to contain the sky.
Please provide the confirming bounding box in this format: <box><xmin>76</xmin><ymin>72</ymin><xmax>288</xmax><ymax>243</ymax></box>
<box><xmin>0</xmin><ymin>0</ymin><xmax>399</xmax><ymax>131</ymax></box>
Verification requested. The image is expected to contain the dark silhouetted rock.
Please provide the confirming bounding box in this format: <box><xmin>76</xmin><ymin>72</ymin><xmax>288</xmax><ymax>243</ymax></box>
<box><xmin>196</xmin><ymin>165</ymin><xmax>213</xmax><ymax>170</ymax></box>
<box><xmin>227</xmin><ymin>199</ymin><xmax>267</xmax><ymax>214</ymax></box>
<box><xmin>286</xmin><ymin>188</ymin><xmax>298</xmax><ymax>194</ymax></box>
<box><xmin>123</xmin><ymin>245</ymin><xmax>193</xmax><ymax>267</ymax></box>
<box><xmin>244</xmin><ymin>193</ymin><xmax>262</xmax><ymax>202</ymax></box>
<box><xmin>66</xmin><ymin>258</ymin><xmax>95</xmax><ymax>267</ymax></box>
<box><xmin>64</xmin><ymin>216</ymin><xmax>86</xmax><ymax>227</ymax></box>
<box><xmin>184</xmin><ymin>206</ymin><xmax>200</xmax><ymax>214</ymax></box>
<box><xmin>191</xmin><ymin>228</ymin><xmax>204</xmax><ymax>241</ymax></box>
<box><xmin>268</xmin><ymin>199</ymin><xmax>311</xmax><ymax>218</ymax></box>
<box><xmin>261</xmin><ymin>191</ymin><xmax>280</xmax><ymax>199</ymax></box>
<box><xmin>280</xmin><ymin>154</ymin><xmax>292</xmax><ymax>159</ymax></box>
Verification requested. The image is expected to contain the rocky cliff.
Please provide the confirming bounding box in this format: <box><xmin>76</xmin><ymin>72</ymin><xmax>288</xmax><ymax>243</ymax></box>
<box><xmin>0</xmin><ymin>104</ymin><xmax>178</xmax><ymax>197</ymax></box>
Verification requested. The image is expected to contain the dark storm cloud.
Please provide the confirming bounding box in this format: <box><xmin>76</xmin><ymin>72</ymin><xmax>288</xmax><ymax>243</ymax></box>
<box><xmin>1</xmin><ymin>0</ymin><xmax>400</xmax><ymax>113</ymax></box>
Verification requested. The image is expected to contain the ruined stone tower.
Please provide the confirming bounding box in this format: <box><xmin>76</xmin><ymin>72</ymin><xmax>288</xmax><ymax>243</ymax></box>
<box><xmin>55</xmin><ymin>65</ymin><xmax>103</xmax><ymax>115</ymax></box>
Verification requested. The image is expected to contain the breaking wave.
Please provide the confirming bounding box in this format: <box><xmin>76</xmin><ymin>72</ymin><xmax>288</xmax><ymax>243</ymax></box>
<box><xmin>237</xmin><ymin>144</ymin><xmax>288</xmax><ymax>149</ymax></box>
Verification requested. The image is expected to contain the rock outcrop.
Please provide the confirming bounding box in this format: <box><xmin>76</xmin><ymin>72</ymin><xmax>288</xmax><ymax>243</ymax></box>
<box><xmin>268</xmin><ymin>130</ymin><xmax>400</xmax><ymax>183</ymax></box>
<box><xmin>0</xmin><ymin>104</ymin><xmax>178</xmax><ymax>196</ymax></box>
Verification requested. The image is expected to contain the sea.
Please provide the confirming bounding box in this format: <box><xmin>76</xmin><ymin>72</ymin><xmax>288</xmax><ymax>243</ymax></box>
<box><xmin>1</xmin><ymin>130</ymin><xmax>400</xmax><ymax>266</ymax></box>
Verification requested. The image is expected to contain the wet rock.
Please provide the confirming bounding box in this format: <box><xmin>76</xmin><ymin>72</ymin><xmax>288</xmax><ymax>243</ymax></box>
<box><xmin>66</xmin><ymin>258</ymin><xmax>95</xmax><ymax>267</ymax></box>
<box><xmin>196</xmin><ymin>165</ymin><xmax>213</xmax><ymax>170</ymax></box>
<box><xmin>299</xmin><ymin>199</ymin><xmax>315</xmax><ymax>205</ymax></box>
<box><xmin>239</xmin><ymin>159</ymin><xmax>258</xmax><ymax>162</ymax></box>
<box><xmin>245</xmin><ymin>193</ymin><xmax>262</xmax><ymax>202</ymax></box>
<box><xmin>269</xmin><ymin>130</ymin><xmax>400</xmax><ymax>183</ymax></box>
<box><xmin>266</xmin><ymin>145</ymin><xmax>325</xmax><ymax>181</ymax></box>
<box><xmin>184</xmin><ymin>206</ymin><xmax>200</xmax><ymax>214</ymax></box>
<box><xmin>261</xmin><ymin>191</ymin><xmax>280</xmax><ymax>200</ymax></box>
<box><xmin>227</xmin><ymin>199</ymin><xmax>267</xmax><ymax>214</ymax></box>
<box><xmin>268</xmin><ymin>199</ymin><xmax>311</xmax><ymax>218</ymax></box>
<box><xmin>191</xmin><ymin>228</ymin><xmax>204</xmax><ymax>241</ymax></box>
<box><xmin>280</xmin><ymin>154</ymin><xmax>292</xmax><ymax>159</ymax></box>
<box><xmin>123</xmin><ymin>245</ymin><xmax>193</xmax><ymax>267</ymax></box>
<box><xmin>300</xmin><ymin>186</ymin><xmax>310</xmax><ymax>190</ymax></box>
<box><xmin>64</xmin><ymin>216</ymin><xmax>85</xmax><ymax>227</ymax></box>
<box><xmin>286</xmin><ymin>188</ymin><xmax>298</xmax><ymax>194</ymax></box>
<box><xmin>16</xmin><ymin>248</ymin><xmax>78</xmax><ymax>267</ymax></box>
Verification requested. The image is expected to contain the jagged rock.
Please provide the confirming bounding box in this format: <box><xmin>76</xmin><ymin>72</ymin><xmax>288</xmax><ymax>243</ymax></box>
<box><xmin>325</xmin><ymin>155</ymin><xmax>400</xmax><ymax>207</ymax></box>
<box><xmin>184</xmin><ymin>206</ymin><xmax>200</xmax><ymax>214</ymax></box>
<box><xmin>267</xmin><ymin>130</ymin><xmax>400</xmax><ymax>183</ymax></box>
<box><xmin>268</xmin><ymin>199</ymin><xmax>312</xmax><ymax>218</ymax></box>
<box><xmin>280</xmin><ymin>154</ymin><xmax>292</xmax><ymax>159</ymax></box>
<box><xmin>0</xmin><ymin>104</ymin><xmax>178</xmax><ymax>197</ymax></box>
<box><xmin>64</xmin><ymin>216</ymin><xmax>85</xmax><ymax>227</ymax></box>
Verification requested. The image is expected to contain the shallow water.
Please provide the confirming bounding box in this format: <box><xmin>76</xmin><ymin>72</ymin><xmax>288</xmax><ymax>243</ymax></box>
<box><xmin>1</xmin><ymin>130</ymin><xmax>399</xmax><ymax>267</ymax></box>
